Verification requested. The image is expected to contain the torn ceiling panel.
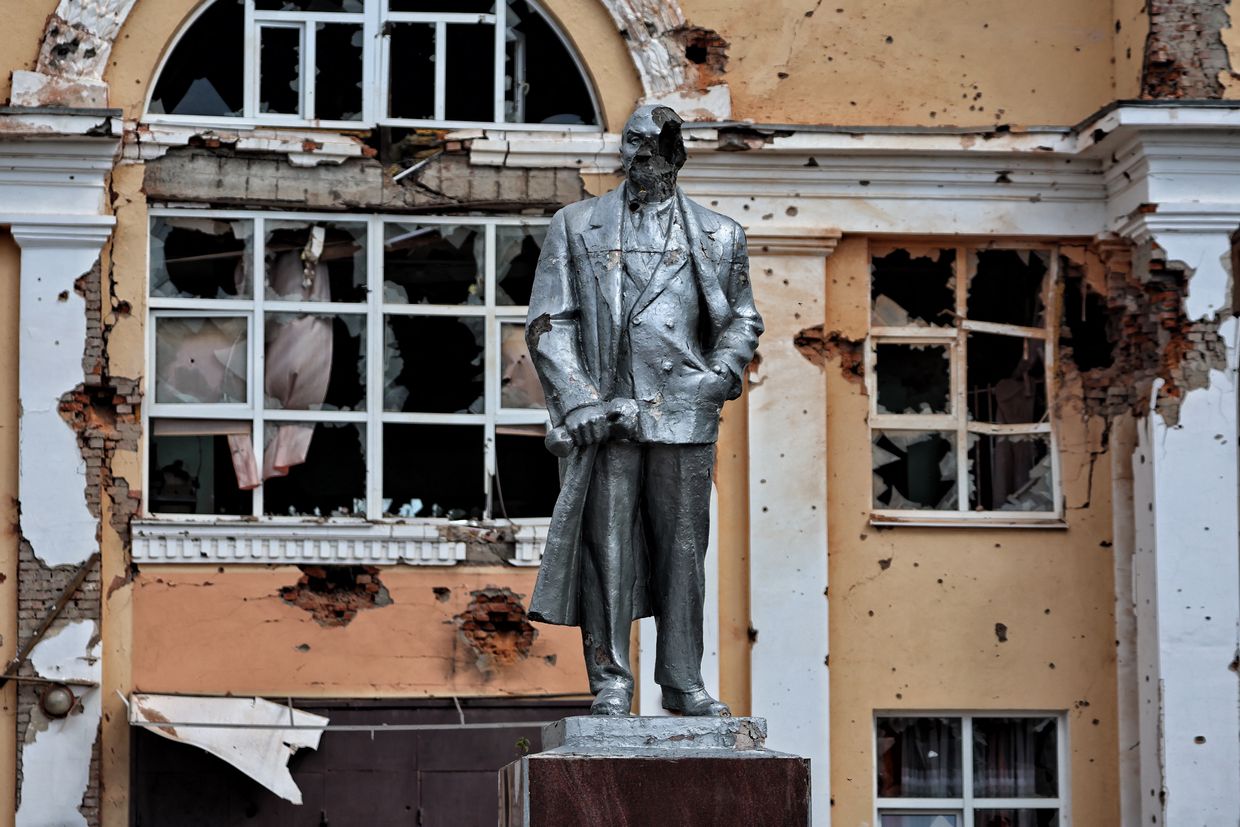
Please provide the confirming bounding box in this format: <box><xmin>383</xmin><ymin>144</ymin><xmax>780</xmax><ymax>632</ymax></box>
<box><xmin>130</xmin><ymin>694</ymin><xmax>327</xmax><ymax>804</ymax></box>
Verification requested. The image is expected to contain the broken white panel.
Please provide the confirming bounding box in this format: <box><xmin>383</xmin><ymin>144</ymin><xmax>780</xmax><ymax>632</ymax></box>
<box><xmin>643</xmin><ymin>84</ymin><xmax>732</xmax><ymax>123</ymax></box>
<box><xmin>131</xmin><ymin>694</ymin><xmax>328</xmax><ymax>804</ymax></box>
<box><xmin>15</xmin><ymin>620</ymin><xmax>102</xmax><ymax>827</ymax></box>
<box><xmin>12</xmin><ymin>226</ymin><xmax>114</xmax><ymax>567</ymax></box>
<box><xmin>639</xmin><ymin>486</ymin><xmax>721</xmax><ymax>715</ymax></box>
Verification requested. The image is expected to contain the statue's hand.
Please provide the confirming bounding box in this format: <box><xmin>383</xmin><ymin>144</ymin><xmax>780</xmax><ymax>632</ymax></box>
<box><xmin>701</xmin><ymin>365</ymin><xmax>733</xmax><ymax>404</ymax></box>
<box><xmin>565</xmin><ymin>403</ymin><xmax>610</xmax><ymax>446</ymax></box>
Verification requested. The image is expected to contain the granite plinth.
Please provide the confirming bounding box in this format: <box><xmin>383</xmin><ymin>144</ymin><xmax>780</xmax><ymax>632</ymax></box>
<box><xmin>499</xmin><ymin>717</ymin><xmax>810</xmax><ymax>827</ymax></box>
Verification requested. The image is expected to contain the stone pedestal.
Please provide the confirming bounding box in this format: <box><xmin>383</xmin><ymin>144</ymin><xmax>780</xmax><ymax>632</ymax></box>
<box><xmin>499</xmin><ymin>717</ymin><xmax>810</xmax><ymax>826</ymax></box>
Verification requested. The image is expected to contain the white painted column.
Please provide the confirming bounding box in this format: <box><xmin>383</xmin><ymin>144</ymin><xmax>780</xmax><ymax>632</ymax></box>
<box><xmin>746</xmin><ymin>230</ymin><xmax>836</xmax><ymax>826</ymax></box>
<box><xmin>1122</xmin><ymin>212</ymin><xmax>1240</xmax><ymax>827</ymax></box>
<box><xmin>10</xmin><ymin>221</ymin><xmax>115</xmax><ymax>568</ymax></box>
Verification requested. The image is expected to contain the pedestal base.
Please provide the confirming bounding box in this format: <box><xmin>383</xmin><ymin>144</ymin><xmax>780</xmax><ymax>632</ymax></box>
<box><xmin>499</xmin><ymin>717</ymin><xmax>810</xmax><ymax>827</ymax></box>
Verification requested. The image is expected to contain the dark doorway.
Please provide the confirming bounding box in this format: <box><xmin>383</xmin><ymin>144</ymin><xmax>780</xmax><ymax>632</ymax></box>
<box><xmin>131</xmin><ymin>697</ymin><xmax>589</xmax><ymax>826</ymax></box>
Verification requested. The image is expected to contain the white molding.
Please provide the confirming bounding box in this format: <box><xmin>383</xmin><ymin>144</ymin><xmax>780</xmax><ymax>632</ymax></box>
<box><xmin>745</xmin><ymin>228</ymin><xmax>842</xmax><ymax>257</ymax></box>
<box><xmin>132</xmin><ymin>521</ymin><xmax>467</xmax><ymax>565</ymax></box>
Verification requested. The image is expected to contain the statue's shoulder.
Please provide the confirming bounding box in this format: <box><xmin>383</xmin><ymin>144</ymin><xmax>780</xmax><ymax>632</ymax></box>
<box><xmin>681</xmin><ymin>193</ymin><xmax>745</xmax><ymax>243</ymax></box>
<box><xmin>551</xmin><ymin>193</ymin><xmax>605</xmax><ymax>231</ymax></box>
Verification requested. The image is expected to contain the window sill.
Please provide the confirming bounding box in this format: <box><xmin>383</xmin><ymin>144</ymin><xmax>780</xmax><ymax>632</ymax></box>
<box><xmin>131</xmin><ymin>519</ymin><xmax>550</xmax><ymax>566</ymax></box>
<box><xmin>869</xmin><ymin>512</ymin><xmax>1067</xmax><ymax>529</ymax></box>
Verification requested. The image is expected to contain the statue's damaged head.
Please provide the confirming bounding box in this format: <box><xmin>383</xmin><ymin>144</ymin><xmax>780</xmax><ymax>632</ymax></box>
<box><xmin>620</xmin><ymin>105</ymin><xmax>686</xmax><ymax>204</ymax></box>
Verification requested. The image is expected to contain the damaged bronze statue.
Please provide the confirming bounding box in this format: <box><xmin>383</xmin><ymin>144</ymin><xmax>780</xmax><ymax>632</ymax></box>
<box><xmin>525</xmin><ymin>105</ymin><xmax>764</xmax><ymax>716</ymax></box>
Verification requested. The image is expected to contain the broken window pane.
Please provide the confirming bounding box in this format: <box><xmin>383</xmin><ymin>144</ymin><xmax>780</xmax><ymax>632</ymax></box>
<box><xmin>968</xmin><ymin>433</ymin><xmax>1053</xmax><ymax>512</ymax></box>
<box><xmin>265</xmin><ymin>313</ymin><xmax>365</xmax><ymax>411</ymax></box>
<box><xmin>873</xmin><ymin>431</ymin><xmax>957</xmax><ymax>510</ymax></box>
<box><xmin>495</xmin><ymin>429</ymin><xmax>558</xmax><ymax>518</ymax></box>
<box><xmin>871</xmin><ymin>248</ymin><xmax>955</xmax><ymax>328</ymax></box>
<box><xmin>876</xmin><ymin>343</ymin><xmax>951</xmax><ymax>415</ymax></box>
<box><xmin>876</xmin><ymin>717</ymin><xmax>963</xmax><ymax>797</ymax></box>
<box><xmin>495</xmin><ymin>225</ymin><xmax>546</xmax><ymax>306</ymax></box>
<box><xmin>388</xmin><ymin>23</ymin><xmax>436</xmax><ymax>120</ymax></box>
<box><xmin>500</xmin><ymin>322</ymin><xmax>545</xmax><ymax>409</ymax></box>
<box><xmin>256</xmin><ymin>0</ymin><xmax>363</xmax><ymax>10</ymax></box>
<box><xmin>259</xmin><ymin>25</ymin><xmax>302</xmax><ymax>115</ymax></box>
<box><xmin>384</xmin><ymin>316</ymin><xmax>484</xmax><ymax>413</ymax></box>
<box><xmin>966</xmin><ymin>334</ymin><xmax>1046</xmax><ymax>424</ymax></box>
<box><xmin>973</xmin><ymin>717</ymin><xmax>1058</xmax><ymax>798</ymax></box>
<box><xmin>880</xmin><ymin>817</ymin><xmax>959</xmax><ymax>827</ymax></box>
<box><xmin>974</xmin><ymin>811</ymin><xmax>1057</xmax><ymax>827</ymax></box>
<box><xmin>389</xmin><ymin>0</ymin><xmax>493</xmax><ymax>12</ymax></box>
<box><xmin>383</xmin><ymin>424</ymin><xmax>484</xmax><ymax>519</ymax></box>
<box><xmin>149</xmin><ymin>420</ymin><xmax>253</xmax><ymax>515</ymax></box>
<box><xmin>383</xmin><ymin>223</ymin><xmax>484</xmax><ymax>305</ymax></box>
<box><xmin>445</xmin><ymin>23</ymin><xmax>495</xmax><ymax>122</ymax></box>
<box><xmin>507</xmin><ymin>0</ymin><xmax>596</xmax><ymax>125</ymax></box>
<box><xmin>266</xmin><ymin>221</ymin><xmax>367</xmax><ymax>303</ymax></box>
<box><xmin>149</xmin><ymin>0</ymin><xmax>244</xmax><ymax>116</ymax></box>
<box><xmin>150</xmin><ymin>217</ymin><xmax>253</xmax><ymax>300</ymax></box>
<box><xmin>263</xmin><ymin>422</ymin><xmax>365</xmax><ymax>516</ymax></box>
<box><xmin>315</xmin><ymin>23</ymin><xmax>364</xmax><ymax>121</ymax></box>
<box><xmin>968</xmin><ymin>249</ymin><xmax>1047</xmax><ymax>328</ymax></box>
<box><xmin>154</xmin><ymin>317</ymin><xmax>248</xmax><ymax>404</ymax></box>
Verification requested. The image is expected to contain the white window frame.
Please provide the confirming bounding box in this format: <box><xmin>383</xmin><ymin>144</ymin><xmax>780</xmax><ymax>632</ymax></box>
<box><xmin>874</xmin><ymin>712</ymin><xmax>1071</xmax><ymax>827</ymax></box>
<box><xmin>144</xmin><ymin>0</ymin><xmax>602</xmax><ymax>132</ymax></box>
<box><xmin>867</xmin><ymin>241</ymin><xmax>1064</xmax><ymax>528</ymax></box>
<box><xmin>143</xmin><ymin>207</ymin><xmax>553</xmax><ymax>533</ymax></box>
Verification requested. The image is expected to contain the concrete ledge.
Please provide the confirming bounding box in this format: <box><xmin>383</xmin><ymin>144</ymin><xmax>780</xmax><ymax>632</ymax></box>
<box><xmin>542</xmin><ymin>715</ymin><xmax>768</xmax><ymax>752</ymax></box>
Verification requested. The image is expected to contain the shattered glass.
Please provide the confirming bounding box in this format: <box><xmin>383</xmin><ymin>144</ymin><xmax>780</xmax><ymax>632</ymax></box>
<box><xmin>967</xmin><ymin>433</ymin><xmax>1054</xmax><ymax>512</ymax></box>
<box><xmin>968</xmin><ymin>249</ymin><xmax>1047</xmax><ymax>327</ymax></box>
<box><xmin>315</xmin><ymin>23</ymin><xmax>364</xmax><ymax>121</ymax></box>
<box><xmin>264</xmin><ymin>313</ymin><xmax>366</xmax><ymax>411</ymax></box>
<box><xmin>259</xmin><ymin>26</ymin><xmax>302</xmax><ymax>115</ymax></box>
<box><xmin>495</xmin><ymin>225</ymin><xmax>546</xmax><ymax>306</ymax></box>
<box><xmin>148</xmin><ymin>0</ymin><xmax>244</xmax><ymax>117</ymax></box>
<box><xmin>383</xmin><ymin>424</ymin><xmax>484</xmax><ymax>519</ymax></box>
<box><xmin>872</xmin><ymin>431</ymin><xmax>957</xmax><ymax>510</ymax></box>
<box><xmin>876</xmin><ymin>344</ymin><xmax>951</xmax><ymax>415</ymax></box>
<box><xmin>966</xmin><ymin>334</ymin><xmax>1046</xmax><ymax>424</ymax></box>
<box><xmin>266</xmin><ymin>221</ymin><xmax>367</xmax><ymax>303</ymax></box>
<box><xmin>383</xmin><ymin>223</ymin><xmax>484</xmax><ymax>305</ymax></box>
<box><xmin>500</xmin><ymin>322</ymin><xmax>545</xmax><ymax>409</ymax></box>
<box><xmin>154</xmin><ymin>317</ymin><xmax>248</xmax><ymax>404</ymax></box>
<box><xmin>973</xmin><ymin>717</ymin><xmax>1058</xmax><ymax>798</ymax></box>
<box><xmin>877</xmin><ymin>717</ymin><xmax>963</xmax><ymax>797</ymax></box>
<box><xmin>150</xmin><ymin>217</ymin><xmax>253</xmax><ymax>300</ymax></box>
<box><xmin>387</xmin><ymin>23</ymin><xmax>436</xmax><ymax>120</ymax></box>
<box><xmin>505</xmin><ymin>0</ymin><xmax>597</xmax><ymax>125</ymax></box>
<box><xmin>148</xmin><ymin>421</ymin><xmax>253</xmax><ymax>515</ymax></box>
<box><xmin>263</xmin><ymin>422</ymin><xmax>365</xmax><ymax>516</ymax></box>
<box><xmin>871</xmin><ymin>248</ymin><xmax>956</xmax><ymax>328</ymax></box>
<box><xmin>384</xmin><ymin>316</ymin><xmax>484</xmax><ymax>413</ymax></box>
<box><xmin>973</xmin><ymin>811</ymin><xmax>1057</xmax><ymax>827</ymax></box>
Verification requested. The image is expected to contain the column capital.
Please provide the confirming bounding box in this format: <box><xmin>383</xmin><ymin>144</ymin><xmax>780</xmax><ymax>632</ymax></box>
<box><xmin>1117</xmin><ymin>205</ymin><xmax>1240</xmax><ymax>246</ymax></box>
<box><xmin>7</xmin><ymin>216</ymin><xmax>115</xmax><ymax>250</ymax></box>
<box><xmin>745</xmin><ymin>228</ymin><xmax>842</xmax><ymax>257</ymax></box>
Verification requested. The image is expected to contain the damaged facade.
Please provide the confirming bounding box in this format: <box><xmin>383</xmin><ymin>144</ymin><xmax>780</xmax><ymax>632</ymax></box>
<box><xmin>0</xmin><ymin>0</ymin><xmax>1237</xmax><ymax>825</ymax></box>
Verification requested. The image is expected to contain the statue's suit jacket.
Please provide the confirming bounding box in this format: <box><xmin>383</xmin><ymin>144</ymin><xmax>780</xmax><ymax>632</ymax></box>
<box><xmin>525</xmin><ymin>185</ymin><xmax>763</xmax><ymax>626</ymax></box>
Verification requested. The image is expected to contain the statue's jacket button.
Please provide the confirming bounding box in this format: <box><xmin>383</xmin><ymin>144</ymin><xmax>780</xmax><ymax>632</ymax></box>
<box><xmin>661</xmin><ymin>360</ymin><xmax>673</xmax><ymax>372</ymax></box>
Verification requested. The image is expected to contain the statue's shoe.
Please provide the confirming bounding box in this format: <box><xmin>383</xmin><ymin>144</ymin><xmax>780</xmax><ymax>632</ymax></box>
<box><xmin>590</xmin><ymin>685</ymin><xmax>633</xmax><ymax>716</ymax></box>
<box><xmin>661</xmin><ymin>687</ymin><xmax>731</xmax><ymax>717</ymax></box>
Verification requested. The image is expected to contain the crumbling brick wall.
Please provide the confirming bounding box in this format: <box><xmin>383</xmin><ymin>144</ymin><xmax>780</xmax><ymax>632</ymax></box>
<box><xmin>1142</xmin><ymin>0</ymin><xmax>1232</xmax><ymax>98</ymax></box>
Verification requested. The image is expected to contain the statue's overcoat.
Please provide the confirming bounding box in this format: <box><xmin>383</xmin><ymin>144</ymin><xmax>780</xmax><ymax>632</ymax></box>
<box><xmin>524</xmin><ymin>185</ymin><xmax>763</xmax><ymax>626</ymax></box>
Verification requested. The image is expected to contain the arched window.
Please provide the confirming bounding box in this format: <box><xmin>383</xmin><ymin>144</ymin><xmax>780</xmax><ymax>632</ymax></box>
<box><xmin>148</xmin><ymin>0</ymin><xmax>600</xmax><ymax>129</ymax></box>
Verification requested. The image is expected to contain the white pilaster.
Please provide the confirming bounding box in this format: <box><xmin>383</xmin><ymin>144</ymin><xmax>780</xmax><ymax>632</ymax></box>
<box><xmin>746</xmin><ymin>229</ymin><xmax>837</xmax><ymax>826</ymax></box>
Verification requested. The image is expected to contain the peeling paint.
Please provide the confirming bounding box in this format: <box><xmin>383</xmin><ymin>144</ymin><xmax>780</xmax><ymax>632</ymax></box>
<box><xmin>793</xmin><ymin>324</ymin><xmax>864</xmax><ymax>383</ymax></box>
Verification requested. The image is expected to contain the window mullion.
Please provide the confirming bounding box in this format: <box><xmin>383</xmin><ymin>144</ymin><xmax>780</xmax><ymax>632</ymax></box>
<box><xmin>243</xmin><ymin>0</ymin><xmax>257</xmax><ymax>117</ymax></box>
<box><xmin>433</xmin><ymin>21</ymin><xmax>447</xmax><ymax>121</ymax></box>
<box><xmin>483</xmin><ymin>222</ymin><xmax>498</xmax><ymax>519</ymax></box>
<box><xmin>366</xmin><ymin>216</ymin><xmax>383</xmax><ymax>520</ymax></box>
<box><xmin>954</xmin><ymin>246</ymin><xmax>969</xmax><ymax>513</ymax></box>
<box><xmin>362</xmin><ymin>0</ymin><xmax>380</xmax><ymax>125</ymax></box>
<box><xmin>302</xmin><ymin>21</ymin><xmax>315</xmax><ymax>120</ymax></box>
<box><xmin>492</xmin><ymin>1</ymin><xmax>506</xmax><ymax>124</ymax></box>
<box><xmin>252</xmin><ymin>215</ymin><xmax>266</xmax><ymax>518</ymax></box>
<box><xmin>962</xmin><ymin>715</ymin><xmax>975</xmax><ymax>821</ymax></box>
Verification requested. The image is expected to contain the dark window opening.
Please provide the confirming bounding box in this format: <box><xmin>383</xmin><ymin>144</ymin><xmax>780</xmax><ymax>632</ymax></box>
<box><xmin>259</xmin><ymin>26</ymin><xmax>302</xmax><ymax>115</ymax></box>
<box><xmin>875</xmin><ymin>344</ymin><xmax>950</xmax><ymax>415</ymax></box>
<box><xmin>315</xmin><ymin>23</ymin><xmax>364</xmax><ymax>121</ymax></box>
<box><xmin>968</xmin><ymin>249</ymin><xmax>1047</xmax><ymax>327</ymax></box>
<box><xmin>149</xmin><ymin>0</ymin><xmax>244</xmax><ymax>117</ymax></box>
<box><xmin>255</xmin><ymin>0</ymin><xmax>363</xmax><ymax>9</ymax></box>
<box><xmin>507</xmin><ymin>1</ymin><xmax>595</xmax><ymax>125</ymax></box>
<box><xmin>384</xmin><ymin>316</ymin><xmax>484</xmax><ymax>414</ymax></box>
<box><xmin>1059</xmin><ymin>257</ymin><xmax>1115</xmax><ymax>371</ymax></box>
<box><xmin>384</xmin><ymin>224</ymin><xmax>483</xmax><ymax>305</ymax></box>
<box><xmin>150</xmin><ymin>217</ymin><xmax>251</xmax><ymax>300</ymax></box>
<box><xmin>148</xmin><ymin>426</ymin><xmax>253</xmax><ymax>515</ymax></box>
<box><xmin>388</xmin><ymin>23</ymin><xmax>436</xmax><ymax>120</ymax></box>
<box><xmin>383</xmin><ymin>424</ymin><xmax>484</xmax><ymax>519</ymax></box>
<box><xmin>872</xmin><ymin>431</ymin><xmax>957</xmax><ymax>511</ymax></box>
<box><xmin>871</xmin><ymin>248</ymin><xmax>956</xmax><ymax>327</ymax></box>
<box><xmin>966</xmin><ymin>333</ymin><xmax>1046</xmax><ymax>424</ymax></box>
<box><xmin>877</xmin><ymin>717</ymin><xmax>964</xmax><ymax>798</ymax></box>
<box><xmin>264</xmin><ymin>422</ymin><xmax>365</xmax><ymax>516</ymax></box>
<box><xmin>968</xmin><ymin>433</ymin><xmax>1053</xmax><ymax>512</ymax></box>
<box><xmin>444</xmin><ymin>24</ymin><xmax>495</xmax><ymax>123</ymax></box>
<box><xmin>495</xmin><ymin>225</ymin><xmax>545</xmax><ymax>306</ymax></box>
<box><xmin>494</xmin><ymin>430</ymin><xmax>559</xmax><ymax>518</ymax></box>
<box><xmin>390</xmin><ymin>0</ymin><xmax>494</xmax><ymax>10</ymax></box>
<box><xmin>266</xmin><ymin>222</ymin><xmax>367</xmax><ymax>303</ymax></box>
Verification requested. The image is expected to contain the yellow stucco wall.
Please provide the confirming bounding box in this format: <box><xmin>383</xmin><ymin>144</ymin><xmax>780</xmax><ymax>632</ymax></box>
<box><xmin>0</xmin><ymin>231</ymin><xmax>20</xmax><ymax>827</ymax></box>
<box><xmin>825</xmin><ymin>237</ymin><xmax>1119</xmax><ymax>825</ymax></box>
<box><xmin>0</xmin><ymin>0</ymin><xmax>55</xmax><ymax>104</ymax></box>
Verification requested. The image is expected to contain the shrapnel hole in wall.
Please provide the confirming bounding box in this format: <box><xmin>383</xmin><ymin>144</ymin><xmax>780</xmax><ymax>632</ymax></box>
<box><xmin>280</xmin><ymin>565</ymin><xmax>391</xmax><ymax>627</ymax></box>
<box><xmin>454</xmin><ymin>587</ymin><xmax>537</xmax><ymax>670</ymax></box>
